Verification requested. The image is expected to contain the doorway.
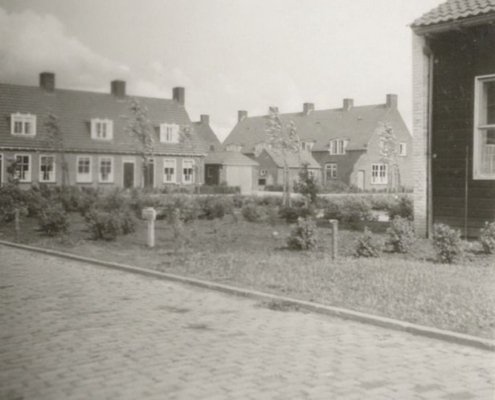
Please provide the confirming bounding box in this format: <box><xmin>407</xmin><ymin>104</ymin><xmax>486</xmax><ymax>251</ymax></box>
<box><xmin>143</xmin><ymin>159</ymin><xmax>154</xmax><ymax>189</ymax></box>
<box><xmin>123</xmin><ymin>161</ymin><xmax>135</xmax><ymax>189</ymax></box>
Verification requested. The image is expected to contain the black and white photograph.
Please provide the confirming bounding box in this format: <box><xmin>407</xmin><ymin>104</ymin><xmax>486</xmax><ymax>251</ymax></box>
<box><xmin>0</xmin><ymin>0</ymin><xmax>494</xmax><ymax>398</ymax></box>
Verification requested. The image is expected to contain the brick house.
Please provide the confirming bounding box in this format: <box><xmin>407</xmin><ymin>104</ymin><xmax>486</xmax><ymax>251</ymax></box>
<box><xmin>223</xmin><ymin>97</ymin><xmax>412</xmax><ymax>191</ymax></box>
<box><xmin>0</xmin><ymin>72</ymin><xmax>207</xmax><ymax>189</ymax></box>
<box><xmin>412</xmin><ymin>0</ymin><xmax>495</xmax><ymax>237</ymax></box>
<box><xmin>193</xmin><ymin>114</ymin><xmax>222</xmax><ymax>152</ymax></box>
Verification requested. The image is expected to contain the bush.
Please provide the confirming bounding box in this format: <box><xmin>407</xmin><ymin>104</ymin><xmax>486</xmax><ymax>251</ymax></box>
<box><xmin>385</xmin><ymin>216</ymin><xmax>415</xmax><ymax>253</ymax></box>
<box><xmin>387</xmin><ymin>196</ymin><xmax>414</xmax><ymax>220</ymax></box>
<box><xmin>479</xmin><ymin>221</ymin><xmax>495</xmax><ymax>254</ymax></box>
<box><xmin>85</xmin><ymin>209</ymin><xmax>122</xmax><ymax>241</ymax></box>
<box><xmin>354</xmin><ymin>227</ymin><xmax>381</xmax><ymax>257</ymax></box>
<box><xmin>279</xmin><ymin>205</ymin><xmax>313</xmax><ymax>223</ymax></box>
<box><xmin>197</xmin><ymin>196</ymin><xmax>233</xmax><ymax>220</ymax></box>
<box><xmin>432</xmin><ymin>223</ymin><xmax>463</xmax><ymax>263</ymax></box>
<box><xmin>0</xmin><ymin>184</ymin><xmax>28</xmax><ymax>221</ymax></box>
<box><xmin>241</xmin><ymin>203</ymin><xmax>267</xmax><ymax>222</ymax></box>
<box><xmin>37</xmin><ymin>203</ymin><xmax>69</xmax><ymax>236</ymax></box>
<box><xmin>323</xmin><ymin>196</ymin><xmax>374</xmax><ymax>226</ymax></box>
<box><xmin>287</xmin><ymin>217</ymin><xmax>318</xmax><ymax>250</ymax></box>
<box><xmin>320</xmin><ymin>180</ymin><xmax>357</xmax><ymax>194</ymax></box>
<box><xmin>293</xmin><ymin>164</ymin><xmax>320</xmax><ymax>204</ymax></box>
<box><xmin>264</xmin><ymin>184</ymin><xmax>284</xmax><ymax>192</ymax></box>
<box><xmin>118</xmin><ymin>209</ymin><xmax>138</xmax><ymax>235</ymax></box>
<box><xmin>199</xmin><ymin>184</ymin><xmax>240</xmax><ymax>194</ymax></box>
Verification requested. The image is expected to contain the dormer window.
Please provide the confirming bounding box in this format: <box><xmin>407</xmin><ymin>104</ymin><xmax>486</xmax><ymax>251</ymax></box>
<box><xmin>11</xmin><ymin>113</ymin><xmax>36</xmax><ymax>136</ymax></box>
<box><xmin>329</xmin><ymin>139</ymin><xmax>348</xmax><ymax>155</ymax></box>
<box><xmin>91</xmin><ymin>119</ymin><xmax>113</xmax><ymax>140</ymax></box>
<box><xmin>160</xmin><ymin>123</ymin><xmax>179</xmax><ymax>143</ymax></box>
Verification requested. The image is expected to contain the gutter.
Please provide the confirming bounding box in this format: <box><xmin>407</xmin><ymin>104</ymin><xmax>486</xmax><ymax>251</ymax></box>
<box><xmin>412</xmin><ymin>13</ymin><xmax>495</xmax><ymax>35</ymax></box>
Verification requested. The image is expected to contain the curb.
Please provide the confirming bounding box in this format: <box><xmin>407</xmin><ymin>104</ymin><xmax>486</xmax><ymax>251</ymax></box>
<box><xmin>1</xmin><ymin>239</ymin><xmax>494</xmax><ymax>352</ymax></box>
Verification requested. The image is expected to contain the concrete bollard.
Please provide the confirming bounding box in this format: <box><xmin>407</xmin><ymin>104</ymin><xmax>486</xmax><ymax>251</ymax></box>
<box><xmin>14</xmin><ymin>209</ymin><xmax>20</xmax><ymax>241</ymax></box>
<box><xmin>142</xmin><ymin>207</ymin><xmax>157</xmax><ymax>248</ymax></box>
<box><xmin>329</xmin><ymin>219</ymin><xmax>338</xmax><ymax>260</ymax></box>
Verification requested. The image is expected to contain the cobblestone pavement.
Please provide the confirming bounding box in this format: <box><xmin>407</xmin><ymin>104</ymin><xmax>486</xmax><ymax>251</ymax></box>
<box><xmin>1</xmin><ymin>246</ymin><xmax>494</xmax><ymax>400</ymax></box>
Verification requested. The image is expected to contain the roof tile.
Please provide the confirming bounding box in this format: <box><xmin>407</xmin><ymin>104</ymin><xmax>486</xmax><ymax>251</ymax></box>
<box><xmin>412</xmin><ymin>0</ymin><xmax>495</xmax><ymax>27</ymax></box>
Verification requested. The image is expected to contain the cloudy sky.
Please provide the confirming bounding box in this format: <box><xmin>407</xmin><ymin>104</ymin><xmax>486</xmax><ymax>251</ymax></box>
<box><xmin>0</xmin><ymin>0</ymin><xmax>442</xmax><ymax>140</ymax></box>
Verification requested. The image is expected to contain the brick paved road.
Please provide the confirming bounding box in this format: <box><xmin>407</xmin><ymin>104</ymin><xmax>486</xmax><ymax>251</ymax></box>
<box><xmin>1</xmin><ymin>246</ymin><xmax>494</xmax><ymax>400</ymax></box>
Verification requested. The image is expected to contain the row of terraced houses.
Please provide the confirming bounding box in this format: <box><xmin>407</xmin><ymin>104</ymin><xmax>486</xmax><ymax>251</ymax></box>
<box><xmin>1</xmin><ymin>0</ymin><xmax>494</xmax><ymax>237</ymax></box>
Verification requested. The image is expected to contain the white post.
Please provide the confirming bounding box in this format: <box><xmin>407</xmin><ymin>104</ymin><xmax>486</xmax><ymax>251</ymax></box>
<box><xmin>142</xmin><ymin>207</ymin><xmax>157</xmax><ymax>248</ymax></box>
<box><xmin>329</xmin><ymin>219</ymin><xmax>338</xmax><ymax>260</ymax></box>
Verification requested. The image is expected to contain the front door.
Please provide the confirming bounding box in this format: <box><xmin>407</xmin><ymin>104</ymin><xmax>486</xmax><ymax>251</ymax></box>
<box><xmin>205</xmin><ymin>165</ymin><xmax>220</xmax><ymax>185</ymax></box>
<box><xmin>357</xmin><ymin>170</ymin><xmax>365</xmax><ymax>190</ymax></box>
<box><xmin>123</xmin><ymin>162</ymin><xmax>134</xmax><ymax>189</ymax></box>
<box><xmin>143</xmin><ymin>159</ymin><xmax>154</xmax><ymax>189</ymax></box>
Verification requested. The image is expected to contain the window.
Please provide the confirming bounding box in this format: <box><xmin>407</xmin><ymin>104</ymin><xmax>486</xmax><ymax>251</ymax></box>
<box><xmin>77</xmin><ymin>156</ymin><xmax>92</xmax><ymax>183</ymax></box>
<box><xmin>325</xmin><ymin>163</ymin><xmax>337</xmax><ymax>181</ymax></box>
<box><xmin>163</xmin><ymin>158</ymin><xmax>176</xmax><ymax>183</ymax></box>
<box><xmin>399</xmin><ymin>142</ymin><xmax>407</xmax><ymax>156</ymax></box>
<box><xmin>91</xmin><ymin>119</ymin><xmax>113</xmax><ymax>140</ymax></box>
<box><xmin>99</xmin><ymin>157</ymin><xmax>114</xmax><ymax>183</ymax></box>
<box><xmin>182</xmin><ymin>159</ymin><xmax>194</xmax><ymax>184</ymax></box>
<box><xmin>226</xmin><ymin>144</ymin><xmax>242</xmax><ymax>152</ymax></box>
<box><xmin>371</xmin><ymin>163</ymin><xmax>388</xmax><ymax>185</ymax></box>
<box><xmin>11</xmin><ymin>113</ymin><xmax>36</xmax><ymax>136</ymax></box>
<box><xmin>15</xmin><ymin>154</ymin><xmax>31</xmax><ymax>182</ymax></box>
<box><xmin>260</xmin><ymin>169</ymin><xmax>267</xmax><ymax>177</ymax></box>
<box><xmin>39</xmin><ymin>155</ymin><xmax>56</xmax><ymax>183</ymax></box>
<box><xmin>474</xmin><ymin>75</ymin><xmax>495</xmax><ymax>179</ymax></box>
<box><xmin>160</xmin><ymin>123</ymin><xmax>179</xmax><ymax>143</ymax></box>
<box><xmin>329</xmin><ymin>139</ymin><xmax>348</xmax><ymax>155</ymax></box>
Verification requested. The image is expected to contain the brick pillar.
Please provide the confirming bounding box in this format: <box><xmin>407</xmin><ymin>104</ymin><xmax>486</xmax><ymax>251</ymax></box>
<box><xmin>412</xmin><ymin>33</ymin><xmax>430</xmax><ymax>237</ymax></box>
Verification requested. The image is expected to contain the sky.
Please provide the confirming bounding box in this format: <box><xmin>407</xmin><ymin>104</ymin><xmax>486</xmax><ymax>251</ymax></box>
<box><xmin>0</xmin><ymin>0</ymin><xmax>443</xmax><ymax>140</ymax></box>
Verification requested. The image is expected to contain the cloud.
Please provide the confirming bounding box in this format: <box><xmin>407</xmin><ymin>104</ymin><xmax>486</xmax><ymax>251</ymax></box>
<box><xmin>0</xmin><ymin>7</ymin><xmax>129</xmax><ymax>91</ymax></box>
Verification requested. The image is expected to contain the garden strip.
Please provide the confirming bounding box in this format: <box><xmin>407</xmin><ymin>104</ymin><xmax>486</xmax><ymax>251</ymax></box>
<box><xmin>1</xmin><ymin>239</ymin><xmax>494</xmax><ymax>352</ymax></box>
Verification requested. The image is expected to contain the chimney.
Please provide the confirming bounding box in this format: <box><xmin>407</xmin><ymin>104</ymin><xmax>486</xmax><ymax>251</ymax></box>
<box><xmin>269</xmin><ymin>106</ymin><xmax>279</xmax><ymax>114</ymax></box>
<box><xmin>40</xmin><ymin>72</ymin><xmax>55</xmax><ymax>92</ymax></box>
<box><xmin>111</xmin><ymin>80</ymin><xmax>126</xmax><ymax>97</ymax></box>
<box><xmin>238</xmin><ymin>110</ymin><xmax>248</xmax><ymax>123</ymax></box>
<box><xmin>173</xmin><ymin>87</ymin><xmax>185</xmax><ymax>105</ymax></box>
<box><xmin>386</xmin><ymin>94</ymin><xmax>398</xmax><ymax>109</ymax></box>
<box><xmin>303</xmin><ymin>103</ymin><xmax>314</xmax><ymax>115</ymax></box>
<box><xmin>200</xmin><ymin>114</ymin><xmax>210</xmax><ymax>125</ymax></box>
<box><xmin>343</xmin><ymin>98</ymin><xmax>354</xmax><ymax>111</ymax></box>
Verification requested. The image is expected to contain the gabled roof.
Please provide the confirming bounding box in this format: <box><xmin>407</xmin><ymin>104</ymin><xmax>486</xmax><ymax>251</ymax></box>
<box><xmin>0</xmin><ymin>83</ymin><xmax>207</xmax><ymax>155</ymax></box>
<box><xmin>192</xmin><ymin>120</ymin><xmax>221</xmax><ymax>151</ymax></box>
<box><xmin>205</xmin><ymin>151</ymin><xmax>259</xmax><ymax>166</ymax></box>
<box><xmin>223</xmin><ymin>104</ymin><xmax>409</xmax><ymax>154</ymax></box>
<box><xmin>412</xmin><ymin>0</ymin><xmax>495</xmax><ymax>29</ymax></box>
<box><xmin>259</xmin><ymin>149</ymin><xmax>320</xmax><ymax>169</ymax></box>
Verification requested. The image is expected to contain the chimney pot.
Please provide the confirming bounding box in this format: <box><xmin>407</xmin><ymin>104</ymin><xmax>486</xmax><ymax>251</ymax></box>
<box><xmin>303</xmin><ymin>103</ymin><xmax>314</xmax><ymax>115</ymax></box>
<box><xmin>343</xmin><ymin>98</ymin><xmax>353</xmax><ymax>111</ymax></box>
<box><xmin>173</xmin><ymin>87</ymin><xmax>185</xmax><ymax>105</ymax></box>
<box><xmin>111</xmin><ymin>80</ymin><xmax>126</xmax><ymax>97</ymax></box>
<box><xmin>238</xmin><ymin>110</ymin><xmax>248</xmax><ymax>123</ymax></box>
<box><xmin>200</xmin><ymin>114</ymin><xmax>210</xmax><ymax>125</ymax></box>
<box><xmin>386</xmin><ymin>94</ymin><xmax>398</xmax><ymax>109</ymax></box>
<box><xmin>40</xmin><ymin>72</ymin><xmax>55</xmax><ymax>92</ymax></box>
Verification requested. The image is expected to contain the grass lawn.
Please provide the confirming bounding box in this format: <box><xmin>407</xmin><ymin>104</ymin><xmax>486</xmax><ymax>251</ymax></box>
<box><xmin>1</xmin><ymin>213</ymin><xmax>494</xmax><ymax>339</ymax></box>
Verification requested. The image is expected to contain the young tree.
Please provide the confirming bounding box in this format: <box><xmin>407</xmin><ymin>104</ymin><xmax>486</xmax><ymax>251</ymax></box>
<box><xmin>265</xmin><ymin>107</ymin><xmax>301</xmax><ymax>206</ymax></box>
<box><xmin>378</xmin><ymin>122</ymin><xmax>400</xmax><ymax>192</ymax></box>
<box><xmin>126</xmin><ymin>98</ymin><xmax>155</xmax><ymax>189</ymax></box>
<box><xmin>44</xmin><ymin>113</ymin><xmax>69</xmax><ymax>186</ymax></box>
<box><xmin>294</xmin><ymin>163</ymin><xmax>320</xmax><ymax>205</ymax></box>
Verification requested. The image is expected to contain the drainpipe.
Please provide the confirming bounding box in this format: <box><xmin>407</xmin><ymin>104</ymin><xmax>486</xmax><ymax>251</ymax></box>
<box><xmin>424</xmin><ymin>42</ymin><xmax>434</xmax><ymax>238</ymax></box>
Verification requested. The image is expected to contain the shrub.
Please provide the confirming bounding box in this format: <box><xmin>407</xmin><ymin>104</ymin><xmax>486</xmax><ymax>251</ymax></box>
<box><xmin>385</xmin><ymin>216</ymin><xmax>415</xmax><ymax>253</ymax></box>
<box><xmin>198</xmin><ymin>184</ymin><xmax>240</xmax><ymax>194</ymax></box>
<box><xmin>354</xmin><ymin>227</ymin><xmax>381</xmax><ymax>257</ymax></box>
<box><xmin>323</xmin><ymin>196</ymin><xmax>373</xmax><ymax>226</ymax></box>
<box><xmin>293</xmin><ymin>164</ymin><xmax>320</xmax><ymax>204</ymax></box>
<box><xmin>159</xmin><ymin>195</ymin><xmax>201</xmax><ymax>223</ymax></box>
<box><xmin>279</xmin><ymin>205</ymin><xmax>313</xmax><ymax>223</ymax></box>
<box><xmin>37</xmin><ymin>203</ymin><xmax>69</xmax><ymax>236</ymax></box>
<box><xmin>241</xmin><ymin>203</ymin><xmax>267</xmax><ymax>222</ymax></box>
<box><xmin>432</xmin><ymin>223</ymin><xmax>463</xmax><ymax>263</ymax></box>
<box><xmin>197</xmin><ymin>196</ymin><xmax>233</xmax><ymax>220</ymax></box>
<box><xmin>320</xmin><ymin>180</ymin><xmax>354</xmax><ymax>193</ymax></box>
<box><xmin>387</xmin><ymin>196</ymin><xmax>414</xmax><ymax>220</ymax></box>
<box><xmin>479</xmin><ymin>221</ymin><xmax>495</xmax><ymax>254</ymax></box>
<box><xmin>287</xmin><ymin>217</ymin><xmax>318</xmax><ymax>250</ymax></box>
<box><xmin>264</xmin><ymin>184</ymin><xmax>284</xmax><ymax>192</ymax></box>
<box><xmin>85</xmin><ymin>209</ymin><xmax>123</xmax><ymax>241</ymax></box>
<box><xmin>118</xmin><ymin>209</ymin><xmax>138</xmax><ymax>235</ymax></box>
<box><xmin>0</xmin><ymin>184</ymin><xmax>27</xmax><ymax>221</ymax></box>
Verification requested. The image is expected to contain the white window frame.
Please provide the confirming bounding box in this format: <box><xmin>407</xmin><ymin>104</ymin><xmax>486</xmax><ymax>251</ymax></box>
<box><xmin>371</xmin><ymin>163</ymin><xmax>388</xmax><ymax>185</ymax></box>
<box><xmin>39</xmin><ymin>154</ymin><xmax>56</xmax><ymax>183</ymax></box>
<box><xmin>182</xmin><ymin>159</ymin><xmax>194</xmax><ymax>184</ymax></box>
<box><xmin>329</xmin><ymin>139</ymin><xmax>348</xmax><ymax>155</ymax></box>
<box><xmin>399</xmin><ymin>142</ymin><xmax>407</xmax><ymax>156</ymax></box>
<box><xmin>14</xmin><ymin>153</ymin><xmax>32</xmax><ymax>182</ymax></box>
<box><xmin>76</xmin><ymin>155</ymin><xmax>92</xmax><ymax>183</ymax></box>
<box><xmin>11</xmin><ymin>113</ymin><xmax>36</xmax><ymax>137</ymax></box>
<box><xmin>91</xmin><ymin>119</ymin><xmax>113</xmax><ymax>140</ymax></box>
<box><xmin>163</xmin><ymin>158</ymin><xmax>177</xmax><ymax>183</ymax></box>
<box><xmin>98</xmin><ymin>156</ymin><xmax>114</xmax><ymax>183</ymax></box>
<box><xmin>160</xmin><ymin>123</ymin><xmax>180</xmax><ymax>143</ymax></box>
<box><xmin>473</xmin><ymin>74</ymin><xmax>495</xmax><ymax>180</ymax></box>
<box><xmin>325</xmin><ymin>163</ymin><xmax>337</xmax><ymax>180</ymax></box>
